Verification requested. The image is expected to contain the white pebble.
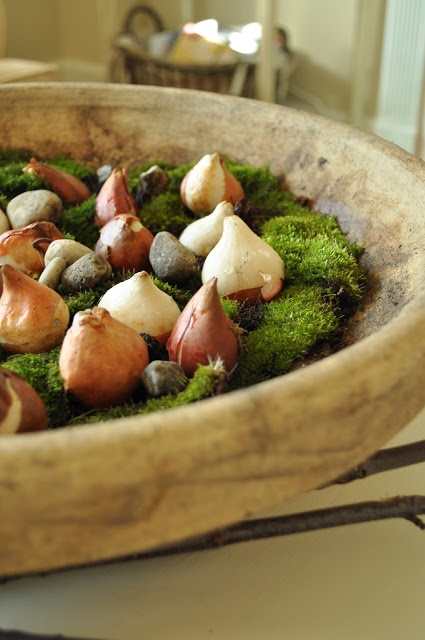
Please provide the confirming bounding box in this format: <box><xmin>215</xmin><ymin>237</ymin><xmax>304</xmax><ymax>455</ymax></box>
<box><xmin>38</xmin><ymin>256</ymin><xmax>67</xmax><ymax>289</ymax></box>
<box><xmin>44</xmin><ymin>239</ymin><xmax>94</xmax><ymax>267</ymax></box>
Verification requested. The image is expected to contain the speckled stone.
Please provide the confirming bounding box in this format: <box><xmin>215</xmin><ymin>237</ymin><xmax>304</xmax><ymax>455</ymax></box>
<box><xmin>149</xmin><ymin>231</ymin><xmax>198</xmax><ymax>283</ymax></box>
<box><xmin>140</xmin><ymin>360</ymin><xmax>188</xmax><ymax>397</ymax></box>
<box><xmin>61</xmin><ymin>253</ymin><xmax>112</xmax><ymax>293</ymax></box>
<box><xmin>6</xmin><ymin>189</ymin><xmax>62</xmax><ymax>228</ymax></box>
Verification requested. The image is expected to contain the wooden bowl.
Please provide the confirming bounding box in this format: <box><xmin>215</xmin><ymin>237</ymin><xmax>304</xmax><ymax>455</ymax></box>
<box><xmin>0</xmin><ymin>83</ymin><xmax>424</xmax><ymax>578</ymax></box>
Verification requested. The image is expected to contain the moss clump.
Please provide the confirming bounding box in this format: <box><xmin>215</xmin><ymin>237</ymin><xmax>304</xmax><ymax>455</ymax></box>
<box><xmin>231</xmin><ymin>284</ymin><xmax>339</xmax><ymax>388</ymax></box>
<box><xmin>47</xmin><ymin>156</ymin><xmax>95</xmax><ymax>182</ymax></box>
<box><xmin>138</xmin><ymin>191</ymin><xmax>191</xmax><ymax>236</ymax></box>
<box><xmin>58</xmin><ymin>196</ymin><xmax>99</xmax><ymax>248</ymax></box>
<box><xmin>3</xmin><ymin>348</ymin><xmax>74</xmax><ymax>428</ymax></box>
<box><xmin>0</xmin><ymin>162</ymin><xmax>42</xmax><ymax>210</ymax></box>
<box><xmin>70</xmin><ymin>361</ymin><xmax>227</xmax><ymax>426</ymax></box>
<box><xmin>260</xmin><ymin>214</ymin><xmax>365</xmax><ymax>305</ymax></box>
<box><xmin>64</xmin><ymin>289</ymin><xmax>102</xmax><ymax>319</ymax></box>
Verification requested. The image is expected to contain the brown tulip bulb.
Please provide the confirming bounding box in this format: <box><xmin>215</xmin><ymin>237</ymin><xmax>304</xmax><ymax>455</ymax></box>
<box><xmin>0</xmin><ymin>264</ymin><xmax>70</xmax><ymax>354</ymax></box>
<box><xmin>59</xmin><ymin>307</ymin><xmax>149</xmax><ymax>409</ymax></box>
<box><xmin>95</xmin><ymin>214</ymin><xmax>154</xmax><ymax>272</ymax></box>
<box><xmin>166</xmin><ymin>277</ymin><xmax>241</xmax><ymax>376</ymax></box>
<box><xmin>0</xmin><ymin>368</ymin><xmax>48</xmax><ymax>435</ymax></box>
<box><xmin>22</xmin><ymin>157</ymin><xmax>92</xmax><ymax>203</ymax></box>
<box><xmin>0</xmin><ymin>221</ymin><xmax>65</xmax><ymax>277</ymax></box>
<box><xmin>94</xmin><ymin>167</ymin><xmax>137</xmax><ymax>227</ymax></box>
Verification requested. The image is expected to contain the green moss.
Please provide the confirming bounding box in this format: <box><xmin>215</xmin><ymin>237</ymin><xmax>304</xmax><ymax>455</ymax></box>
<box><xmin>0</xmin><ymin>162</ymin><xmax>42</xmax><ymax>209</ymax></box>
<box><xmin>64</xmin><ymin>289</ymin><xmax>101</xmax><ymax>318</ymax></box>
<box><xmin>220</xmin><ymin>297</ymin><xmax>239</xmax><ymax>320</ymax></box>
<box><xmin>3</xmin><ymin>348</ymin><xmax>74</xmax><ymax>428</ymax></box>
<box><xmin>260</xmin><ymin>214</ymin><xmax>365</xmax><ymax>304</ymax></box>
<box><xmin>151</xmin><ymin>277</ymin><xmax>195</xmax><ymax>309</ymax></box>
<box><xmin>138</xmin><ymin>192</ymin><xmax>192</xmax><ymax>236</ymax></box>
<box><xmin>231</xmin><ymin>284</ymin><xmax>339</xmax><ymax>388</ymax></box>
<box><xmin>58</xmin><ymin>196</ymin><xmax>99</xmax><ymax>248</ymax></box>
<box><xmin>47</xmin><ymin>156</ymin><xmax>95</xmax><ymax>181</ymax></box>
<box><xmin>70</xmin><ymin>361</ymin><xmax>226</xmax><ymax>426</ymax></box>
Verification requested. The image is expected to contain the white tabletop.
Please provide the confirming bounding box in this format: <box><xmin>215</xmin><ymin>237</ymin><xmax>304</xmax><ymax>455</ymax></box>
<box><xmin>1</xmin><ymin>408</ymin><xmax>424</xmax><ymax>640</ymax></box>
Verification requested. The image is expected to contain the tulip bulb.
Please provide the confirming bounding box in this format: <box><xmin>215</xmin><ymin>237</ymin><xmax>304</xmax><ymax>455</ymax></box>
<box><xmin>98</xmin><ymin>271</ymin><xmax>181</xmax><ymax>344</ymax></box>
<box><xmin>0</xmin><ymin>264</ymin><xmax>70</xmax><ymax>354</ymax></box>
<box><xmin>22</xmin><ymin>157</ymin><xmax>91</xmax><ymax>203</ymax></box>
<box><xmin>0</xmin><ymin>221</ymin><xmax>64</xmax><ymax>277</ymax></box>
<box><xmin>179</xmin><ymin>201</ymin><xmax>235</xmax><ymax>257</ymax></box>
<box><xmin>180</xmin><ymin>153</ymin><xmax>244</xmax><ymax>216</ymax></box>
<box><xmin>0</xmin><ymin>368</ymin><xmax>48</xmax><ymax>435</ymax></box>
<box><xmin>201</xmin><ymin>216</ymin><xmax>284</xmax><ymax>302</ymax></box>
<box><xmin>94</xmin><ymin>167</ymin><xmax>137</xmax><ymax>227</ymax></box>
<box><xmin>59</xmin><ymin>307</ymin><xmax>149</xmax><ymax>409</ymax></box>
<box><xmin>166</xmin><ymin>277</ymin><xmax>241</xmax><ymax>376</ymax></box>
<box><xmin>95</xmin><ymin>214</ymin><xmax>154</xmax><ymax>272</ymax></box>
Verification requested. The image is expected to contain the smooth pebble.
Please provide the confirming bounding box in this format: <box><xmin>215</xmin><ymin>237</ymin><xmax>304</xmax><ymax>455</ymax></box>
<box><xmin>38</xmin><ymin>256</ymin><xmax>67</xmax><ymax>289</ymax></box>
<box><xmin>140</xmin><ymin>360</ymin><xmax>188</xmax><ymax>397</ymax></box>
<box><xmin>61</xmin><ymin>253</ymin><xmax>112</xmax><ymax>293</ymax></box>
<box><xmin>45</xmin><ymin>238</ymin><xmax>94</xmax><ymax>267</ymax></box>
<box><xmin>6</xmin><ymin>189</ymin><xmax>62</xmax><ymax>228</ymax></box>
<box><xmin>149</xmin><ymin>231</ymin><xmax>198</xmax><ymax>283</ymax></box>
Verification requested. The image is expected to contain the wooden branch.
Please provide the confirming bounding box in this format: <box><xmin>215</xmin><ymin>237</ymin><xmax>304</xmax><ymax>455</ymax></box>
<box><xmin>334</xmin><ymin>440</ymin><xmax>425</xmax><ymax>484</ymax></box>
<box><xmin>140</xmin><ymin>495</ymin><xmax>425</xmax><ymax>559</ymax></box>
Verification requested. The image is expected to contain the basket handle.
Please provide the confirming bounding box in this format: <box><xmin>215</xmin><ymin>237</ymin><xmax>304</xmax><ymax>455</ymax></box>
<box><xmin>123</xmin><ymin>4</ymin><xmax>165</xmax><ymax>38</ymax></box>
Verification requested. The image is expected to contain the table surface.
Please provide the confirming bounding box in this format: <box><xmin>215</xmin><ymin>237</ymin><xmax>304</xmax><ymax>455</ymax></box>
<box><xmin>0</xmin><ymin>407</ymin><xmax>424</xmax><ymax>640</ymax></box>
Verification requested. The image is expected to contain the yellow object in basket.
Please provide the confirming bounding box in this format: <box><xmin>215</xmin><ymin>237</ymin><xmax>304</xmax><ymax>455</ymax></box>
<box><xmin>167</xmin><ymin>30</ymin><xmax>237</xmax><ymax>65</ymax></box>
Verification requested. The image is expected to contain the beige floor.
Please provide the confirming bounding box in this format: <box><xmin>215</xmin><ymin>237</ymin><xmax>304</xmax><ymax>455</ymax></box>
<box><xmin>0</xmin><ymin>406</ymin><xmax>424</xmax><ymax>640</ymax></box>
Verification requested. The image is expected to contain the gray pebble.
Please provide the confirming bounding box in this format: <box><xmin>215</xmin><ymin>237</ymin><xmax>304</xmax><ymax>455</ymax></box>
<box><xmin>39</xmin><ymin>256</ymin><xmax>67</xmax><ymax>289</ymax></box>
<box><xmin>97</xmin><ymin>164</ymin><xmax>113</xmax><ymax>187</ymax></box>
<box><xmin>61</xmin><ymin>253</ymin><xmax>112</xmax><ymax>293</ymax></box>
<box><xmin>149</xmin><ymin>231</ymin><xmax>198</xmax><ymax>283</ymax></box>
<box><xmin>140</xmin><ymin>360</ymin><xmax>188</xmax><ymax>397</ymax></box>
<box><xmin>7</xmin><ymin>189</ymin><xmax>62</xmax><ymax>228</ymax></box>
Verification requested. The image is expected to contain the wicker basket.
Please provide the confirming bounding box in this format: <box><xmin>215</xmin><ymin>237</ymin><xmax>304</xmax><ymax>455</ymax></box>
<box><xmin>110</xmin><ymin>5</ymin><xmax>256</xmax><ymax>97</ymax></box>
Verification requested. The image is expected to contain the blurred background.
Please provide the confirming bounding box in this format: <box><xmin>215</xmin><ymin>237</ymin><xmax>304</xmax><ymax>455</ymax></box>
<box><xmin>1</xmin><ymin>0</ymin><xmax>424</xmax><ymax>158</ymax></box>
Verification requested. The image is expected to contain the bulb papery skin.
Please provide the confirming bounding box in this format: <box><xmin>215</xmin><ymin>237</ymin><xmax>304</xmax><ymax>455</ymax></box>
<box><xmin>166</xmin><ymin>277</ymin><xmax>241</xmax><ymax>376</ymax></box>
<box><xmin>22</xmin><ymin>157</ymin><xmax>91</xmax><ymax>204</ymax></box>
<box><xmin>180</xmin><ymin>153</ymin><xmax>244</xmax><ymax>216</ymax></box>
<box><xmin>0</xmin><ymin>368</ymin><xmax>48</xmax><ymax>435</ymax></box>
<box><xmin>179</xmin><ymin>201</ymin><xmax>235</xmax><ymax>257</ymax></box>
<box><xmin>0</xmin><ymin>264</ymin><xmax>70</xmax><ymax>354</ymax></box>
<box><xmin>95</xmin><ymin>214</ymin><xmax>154</xmax><ymax>272</ymax></box>
<box><xmin>0</xmin><ymin>221</ymin><xmax>65</xmax><ymax>277</ymax></box>
<box><xmin>94</xmin><ymin>167</ymin><xmax>137</xmax><ymax>227</ymax></box>
<box><xmin>98</xmin><ymin>271</ymin><xmax>181</xmax><ymax>344</ymax></box>
<box><xmin>201</xmin><ymin>216</ymin><xmax>284</xmax><ymax>301</ymax></box>
<box><xmin>59</xmin><ymin>307</ymin><xmax>149</xmax><ymax>409</ymax></box>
